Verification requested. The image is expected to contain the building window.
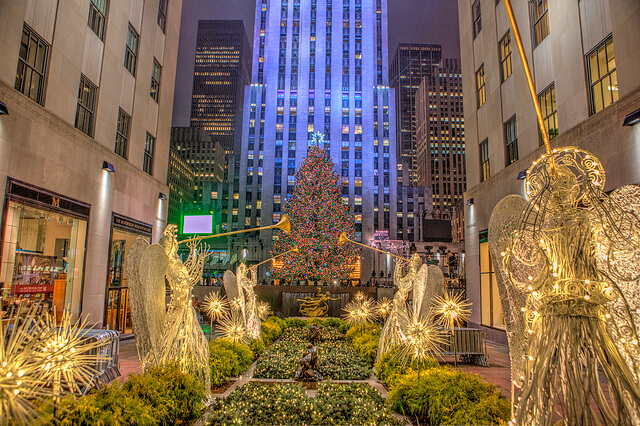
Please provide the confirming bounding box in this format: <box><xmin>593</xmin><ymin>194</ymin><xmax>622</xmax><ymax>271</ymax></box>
<box><xmin>15</xmin><ymin>25</ymin><xmax>49</xmax><ymax>105</ymax></box>
<box><xmin>504</xmin><ymin>115</ymin><xmax>518</xmax><ymax>166</ymax></box>
<box><xmin>587</xmin><ymin>37</ymin><xmax>618</xmax><ymax>115</ymax></box>
<box><xmin>480</xmin><ymin>139</ymin><xmax>490</xmax><ymax>182</ymax></box>
<box><xmin>88</xmin><ymin>0</ymin><xmax>109</xmax><ymax>40</ymax></box>
<box><xmin>143</xmin><ymin>133</ymin><xmax>155</xmax><ymax>175</ymax></box>
<box><xmin>476</xmin><ymin>64</ymin><xmax>486</xmax><ymax>108</ymax></box>
<box><xmin>124</xmin><ymin>24</ymin><xmax>139</xmax><ymax>76</ymax></box>
<box><xmin>499</xmin><ymin>31</ymin><xmax>512</xmax><ymax>82</ymax></box>
<box><xmin>157</xmin><ymin>0</ymin><xmax>168</xmax><ymax>33</ymax></box>
<box><xmin>530</xmin><ymin>0</ymin><xmax>549</xmax><ymax>47</ymax></box>
<box><xmin>115</xmin><ymin>108</ymin><xmax>130</xmax><ymax>159</ymax></box>
<box><xmin>150</xmin><ymin>59</ymin><xmax>161</xmax><ymax>102</ymax></box>
<box><xmin>472</xmin><ymin>0</ymin><xmax>482</xmax><ymax>39</ymax></box>
<box><xmin>75</xmin><ymin>75</ymin><xmax>98</xmax><ymax>137</ymax></box>
<box><xmin>538</xmin><ymin>84</ymin><xmax>558</xmax><ymax>141</ymax></box>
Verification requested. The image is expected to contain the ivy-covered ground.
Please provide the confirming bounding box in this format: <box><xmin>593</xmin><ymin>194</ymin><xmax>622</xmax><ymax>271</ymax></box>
<box><xmin>206</xmin><ymin>382</ymin><xmax>402</xmax><ymax>425</ymax></box>
<box><xmin>252</xmin><ymin>323</ymin><xmax>372</xmax><ymax>380</ymax></box>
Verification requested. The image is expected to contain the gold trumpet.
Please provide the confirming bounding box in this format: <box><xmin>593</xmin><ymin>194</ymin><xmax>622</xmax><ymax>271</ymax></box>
<box><xmin>249</xmin><ymin>245</ymin><xmax>299</xmax><ymax>270</ymax></box>
<box><xmin>180</xmin><ymin>215</ymin><xmax>291</xmax><ymax>245</ymax></box>
<box><xmin>338</xmin><ymin>232</ymin><xmax>407</xmax><ymax>261</ymax></box>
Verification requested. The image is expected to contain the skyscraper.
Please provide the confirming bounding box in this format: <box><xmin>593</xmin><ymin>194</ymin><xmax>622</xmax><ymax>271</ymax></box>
<box><xmin>391</xmin><ymin>44</ymin><xmax>442</xmax><ymax>186</ymax></box>
<box><xmin>415</xmin><ymin>58</ymin><xmax>465</xmax><ymax>219</ymax></box>
<box><xmin>191</xmin><ymin>20</ymin><xmax>251</xmax><ymax>153</ymax></box>
<box><xmin>239</xmin><ymin>0</ymin><xmax>398</xmax><ymax>280</ymax></box>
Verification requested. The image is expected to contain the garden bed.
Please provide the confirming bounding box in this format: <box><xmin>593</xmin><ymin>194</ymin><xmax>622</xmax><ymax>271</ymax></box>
<box><xmin>253</xmin><ymin>324</ymin><xmax>372</xmax><ymax>380</ymax></box>
<box><xmin>206</xmin><ymin>382</ymin><xmax>403</xmax><ymax>425</ymax></box>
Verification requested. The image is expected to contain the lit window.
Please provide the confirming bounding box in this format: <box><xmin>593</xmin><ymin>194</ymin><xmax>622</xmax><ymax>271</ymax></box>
<box><xmin>530</xmin><ymin>0</ymin><xmax>549</xmax><ymax>47</ymax></box>
<box><xmin>75</xmin><ymin>75</ymin><xmax>98</xmax><ymax>136</ymax></box>
<box><xmin>587</xmin><ymin>37</ymin><xmax>618</xmax><ymax>115</ymax></box>
<box><xmin>499</xmin><ymin>31</ymin><xmax>512</xmax><ymax>82</ymax></box>
<box><xmin>538</xmin><ymin>84</ymin><xmax>558</xmax><ymax>140</ymax></box>
<box><xmin>476</xmin><ymin>64</ymin><xmax>486</xmax><ymax>108</ymax></box>
<box><xmin>150</xmin><ymin>58</ymin><xmax>162</xmax><ymax>102</ymax></box>
<box><xmin>480</xmin><ymin>139</ymin><xmax>490</xmax><ymax>182</ymax></box>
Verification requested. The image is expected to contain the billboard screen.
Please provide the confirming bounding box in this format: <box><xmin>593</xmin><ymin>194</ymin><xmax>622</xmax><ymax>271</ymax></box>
<box><xmin>182</xmin><ymin>215</ymin><xmax>213</xmax><ymax>234</ymax></box>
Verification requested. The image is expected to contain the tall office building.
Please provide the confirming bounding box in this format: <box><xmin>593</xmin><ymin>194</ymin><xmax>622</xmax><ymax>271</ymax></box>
<box><xmin>458</xmin><ymin>0</ymin><xmax>640</xmax><ymax>341</ymax></box>
<box><xmin>238</xmin><ymin>0</ymin><xmax>398</xmax><ymax>280</ymax></box>
<box><xmin>391</xmin><ymin>44</ymin><xmax>442</xmax><ymax>186</ymax></box>
<box><xmin>190</xmin><ymin>20</ymin><xmax>251</xmax><ymax>153</ymax></box>
<box><xmin>415</xmin><ymin>58</ymin><xmax>465</xmax><ymax>219</ymax></box>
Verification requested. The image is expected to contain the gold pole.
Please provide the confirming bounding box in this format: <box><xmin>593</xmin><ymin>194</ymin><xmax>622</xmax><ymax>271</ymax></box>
<box><xmin>338</xmin><ymin>232</ymin><xmax>407</xmax><ymax>261</ymax></box>
<box><xmin>249</xmin><ymin>246</ymin><xmax>299</xmax><ymax>270</ymax></box>
<box><xmin>179</xmin><ymin>215</ymin><xmax>291</xmax><ymax>245</ymax></box>
<box><xmin>503</xmin><ymin>0</ymin><xmax>554</xmax><ymax>159</ymax></box>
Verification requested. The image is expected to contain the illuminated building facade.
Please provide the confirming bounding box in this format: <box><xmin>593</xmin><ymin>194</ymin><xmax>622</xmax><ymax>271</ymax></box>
<box><xmin>167</xmin><ymin>146</ymin><xmax>196</xmax><ymax>226</ymax></box>
<box><xmin>415</xmin><ymin>58</ymin><xmax>465</xmax><ymax>219</ymax></box>
<box><xmin>239</xmin><ymin>0</ymin><xmax>398</xmax><ymax>280</ymax></box>
<box><xmin>191</xmin><ymin>20</ymin><xmax>251</xmax><ymax>153</ymax></box>
<box><xmin>390</xmin><ymin>44</ymin><xmax>442</xmax><ymax>186</ymax></box>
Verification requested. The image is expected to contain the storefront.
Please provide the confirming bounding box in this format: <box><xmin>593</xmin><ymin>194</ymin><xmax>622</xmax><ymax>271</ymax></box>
<box><xmin>0</xmin><ymin>179</ymin><xmax>89</xmax><ymax>320</ymax></box>
<box><xmin>104</xmin><ymin>214</ymin><xmax>152</xmax><ymax>333</ymax></box>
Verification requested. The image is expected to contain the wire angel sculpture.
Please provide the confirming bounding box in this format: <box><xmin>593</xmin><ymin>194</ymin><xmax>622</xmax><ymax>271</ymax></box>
<box><xmin>489</xmin><ymin>148</ymin><xmax>640</xmax><ymax>425</ymax></box>
<box><xmin>127</xmin><ymin>225</ymin><xmax>211</xmax><ymax>392</ymax></box>
<box><xmin>377</xmin><ymin>254</ymin><xmax>444</xmax><ymax>361</ymax></box>
<box><xmin>238</xmin><ymin>263</ymin><xmax>262</xmax><ymax>340</ymax></box>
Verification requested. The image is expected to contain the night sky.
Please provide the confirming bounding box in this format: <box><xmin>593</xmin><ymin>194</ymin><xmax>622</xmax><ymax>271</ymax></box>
<box><xmin>171</xmin><ymin>0</ymin><xmax>461</xmax><ymax>126</ymax></box>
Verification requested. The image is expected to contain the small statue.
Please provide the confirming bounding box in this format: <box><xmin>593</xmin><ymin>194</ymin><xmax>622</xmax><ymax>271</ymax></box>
<box><xmin>308</xmin><ymin>324</ymin><xmax>321</xmax><ymax>345</ymax></box>
<box><xmin>297</xmin><ymin>287</ymin><xmax>339</xmax><ymax>317</ymax></box>
<box><xmin>294</xmin><ymin>343</ymin><xmax>323</xmax><ymax>382</ymax></box>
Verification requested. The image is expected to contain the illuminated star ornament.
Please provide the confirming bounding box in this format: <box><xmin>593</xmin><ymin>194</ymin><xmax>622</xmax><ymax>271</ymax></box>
<box><xmin>203</xmin><ymin>292</ymin><xmax>229</xmax><ymax>322</ymax></box>
<box><xmin>434</xmin><ymin>291</ymin><xmax>471</xmax><ymax>332</ymax></box>
<box><xmin>219</xmin><ymin>315</ymin><xmax>250</xmax><ymax>346</ymax></box>
<box><xmin>342</xmin><ymin>296</ymin><xmax>377</xmax><ymax>327</ymax></box>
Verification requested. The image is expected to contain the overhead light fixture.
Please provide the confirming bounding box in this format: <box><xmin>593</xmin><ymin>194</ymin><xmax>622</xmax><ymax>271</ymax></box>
<box><xmin>0</xmin><ymin>101</ymin><xmax>8</xmax><ymax>115</ymax></box>
<box><xmin>159</xmin><ymin>192</ymin><xmax>167</xmax><ymax>200</ymax></box>
<box><xmin>466</xmin><ymin>198</ymin><xmax>474</xmax><ymax>206</ymax></box>
<box><xmin>517</xmin><ymin>170</ymin><xmax>527</xmax><ymax>180</ymax></box>
<box><xmin>623</xmin><ymin>108</ymin><xmax>640</xmax><ymax>126</ymax></box>
<box><xmin>102</xmin><ymin>161</ymin><xmax>115</xmax><ymax>173</ymax></box>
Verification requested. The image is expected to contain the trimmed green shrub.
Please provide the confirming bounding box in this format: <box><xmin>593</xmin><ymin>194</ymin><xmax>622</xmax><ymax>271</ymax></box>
<box><xmin>249</xmin><ymin>338</ymin><xmax>265</xmax><ymax>359</ymax></box>
<box><xmin>264</xmin><ymin>315</ymin><xmax>286</xmax><ymax>330</ymax></box>
<box><xmin>374</xmin><ymin>347</ymin><xmax>439</xmax><ymax>383</ymax></box>
<box><xmin>388</xmin><ymin>367</ymin><xmax>510</xmax><ymax>425</ymax></box>
<box><xmin>209</xmin><ymin>339</ymin><xmax>253</xmax><ymax>376</ymax></box>
<box><xmin>209</xmin><ymin>339</ymin><xmax>255</xmax><ymax>387</ymax></box>
<box><xmin>261</xmin><ymin>320</ymin><xmax>282</xmax><ymax>345</ymax></box>
<box><xmin>57</xmin><ymin>365</ymin><xmax>204</xmax><ymax>425</ymax></box>
<box><xmin>345</xmin><ymin>324</ymin><xmax>381</xmax><ymax>366</ymax></box>
<box><xmin>283</xmin><ymin>317</ymin><xmax>306</xmax><ymax>328</ymax></box>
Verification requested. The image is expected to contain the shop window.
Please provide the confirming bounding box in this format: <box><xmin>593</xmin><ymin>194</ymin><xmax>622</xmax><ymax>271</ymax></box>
<box><xmin>88</xmin><ymin>0</ymin><xmax>109</xmax><ymax>41</ymax></box>
<box><xmin>538</xmin><ymin>83</ymin><xmax>557</xmax><ymax>141</ymax></box>
<box><xmin>124</xmin><ymin>23</ymin><xmax>139</xmax><ymax>76</ymax></box>
<box><xmin>75</xmin><ymin>74</ymin><xmax>98</xmax><ymax>137</ymax></box>
<box><xmin>480</xmin><ymin>236</ymin><xmax>504</xmax><ymax>328</ymax></box>
<box><xmin>0</xmin><ymin>203</ymin><xmax>87</xmax><ymax>319</ymax></box>
<box><xmin>143</xmin><ymin>133</ymin><xmax>155</xmax><ymax>175</ymax></box>
<box><xmin>499</xmin><ymin>31</ymin><xmax>512</xmax><ymax>82</ymax></box>
<box><xmin>530</xmin><ymin>0</ymin><xmax>549</xmax><ymax>47</ymax></box>
<box><xmin>15</xmin><ymin>24</ymin><xmax>49</xmax><ymax>106</ymax></box>
<box><xmin>504</xmin><ymin>115</ymin><xmax>518</xmax><ymax>166</ymax></box>
<box><xmin>150</xmin><ymin>59</ymin><xmax>162</xmax><ymax>102</ymax></box>
<box><xmin>587</xmin><ymin>36</ymin><xmax>618</xmax><ymax>115</ymax></box>
<box><xmin>157</xmin><ymin>0</ymin><xmax>168</xmax><ymax>33</ymax></box>
<box><xmin>476</xmin><ymin>64</ymin><xmax>485</xmax><ymax>108</ymax></box>
<box><xmin>115</xmin><ymin>108</ymin><xmax>130</xmax><ymax>159</ymax></box>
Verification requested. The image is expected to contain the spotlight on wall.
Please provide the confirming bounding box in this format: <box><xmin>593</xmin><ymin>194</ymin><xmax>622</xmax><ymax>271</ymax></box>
<box><xmin>102</xmin><ymin>161</ymin><xmax>115</xmax><ymax>173</ymax></box>
<box><xmin>158</xmin><ymin>192</ymin><xmax>167</xmax><ymax>200</ymax></box>
<box><xmin>466</xmin><ymin>198</ymin><xmax>474</xmax><ymax>206</ymax></box>
<box><xmin>0</xmin><ymin>101</ymin><xmax>8</xmax><ymax>115</ymax></box>
<box><xmin>623</xmin><ymin>108</ymin><xmax>640</xmax><ymax>127</ymax></box>
<box><xmin>517</xmin><ymin>170</ymin><xmax>527</xmax><ymax>180</ymax></box>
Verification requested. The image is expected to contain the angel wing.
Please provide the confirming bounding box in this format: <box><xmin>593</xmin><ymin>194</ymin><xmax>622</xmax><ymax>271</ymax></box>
<box><xmin>127</xmin><ymin>238</ymin><xmax>168</xmax><ymax>368</ymax></box>
<box><xmin>224</xmin><ymin>269</ymin><xmax>245</xmax><ymax>322</ymax></box>
<box><xmin>422</xmin><ymin>265</ymin><xmax>445</xmax><ymax>316</ymax></box>
<box><xmin>597</xmin><ymin>185</ymin><xmax>640</xmax><ymax>380</ymax></box>
<box><xmin>488</xmin><ymin>195</ymin><xmax>530</xmax><ymax>387</ymax></box>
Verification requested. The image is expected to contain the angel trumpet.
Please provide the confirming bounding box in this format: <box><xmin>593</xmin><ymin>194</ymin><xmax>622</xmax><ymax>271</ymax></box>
<box><xmin>338</xmin><ymin>232</ymin><xmax>407</xmax><ymax>261</ymax></box>
<box><xmin>249</xmin><ymin>246</ymin><xmax>299</xmax><ymax>269</ymax></box>
<box><xmin>180</xmin><ymin>215</ymin><xmax>291</xmax><ymax>245</ymax></box>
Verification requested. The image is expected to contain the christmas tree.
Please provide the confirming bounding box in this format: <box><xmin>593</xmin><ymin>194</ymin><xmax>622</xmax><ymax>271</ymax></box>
<box><xmin>271</xmin><ymin>133</ymin><xmax>359</xmax><ymax>284</ymax></box>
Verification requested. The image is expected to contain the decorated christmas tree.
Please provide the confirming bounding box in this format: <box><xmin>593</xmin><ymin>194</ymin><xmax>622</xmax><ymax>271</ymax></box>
<box><xmin>271</xmin><ymin>133</ymin><xmax>359</xmax><ymax>284</ymax></box>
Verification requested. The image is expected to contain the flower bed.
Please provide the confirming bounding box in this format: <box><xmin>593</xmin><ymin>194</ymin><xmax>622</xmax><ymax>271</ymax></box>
<box><xmin>206</xmin><ymin>382</ymin><xmax>402</xmax><ymax>425</ymax></box>
<box><xmin>253</xmin><ymin>324</ymin><xmax>371</xmax><ymax>380</ymax></box>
